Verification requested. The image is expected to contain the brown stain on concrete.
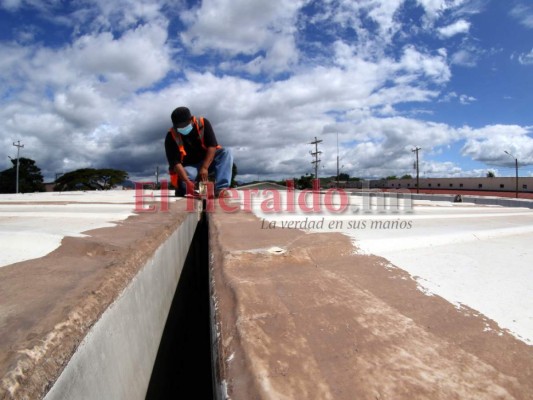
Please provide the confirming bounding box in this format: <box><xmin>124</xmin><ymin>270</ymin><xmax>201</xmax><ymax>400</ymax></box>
<box><xmin>0</xmin><ymin>200</ymin><xmax>192</xmax><ymax>400</ymax></box>
<box><xmin>209</xmin><ymin>210</ymin><xmax>533</xmax><ymax>400</ymax></box>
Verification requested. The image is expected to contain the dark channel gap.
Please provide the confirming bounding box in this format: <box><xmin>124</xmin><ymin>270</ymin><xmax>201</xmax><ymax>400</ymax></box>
<box><xmin>145</xmin><ymin>212</ymin><xmax>213</xmax><ymax>399</ymax></box>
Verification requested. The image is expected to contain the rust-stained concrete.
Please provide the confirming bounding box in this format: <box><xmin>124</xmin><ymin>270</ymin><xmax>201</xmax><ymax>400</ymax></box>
<box><xmin>209</xmin><ymin>209</ymin><xmax>533</xmax><ymax>399</ymax></box>
<box><xmin>0</xmin><ymin>200</ymin><xmax>192</xmax><ymax>400</ymax></box>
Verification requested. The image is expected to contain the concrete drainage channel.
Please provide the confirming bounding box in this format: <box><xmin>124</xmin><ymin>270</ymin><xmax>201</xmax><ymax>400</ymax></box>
<box><xmin>145</xmin><ymin>211</ymin><xmax>214</xmax><ymax>399</ymax></box>
<box><xmin>43</xmin><ymin>209</ymin><xmax>215</xmax><ymax>400</ymax></box>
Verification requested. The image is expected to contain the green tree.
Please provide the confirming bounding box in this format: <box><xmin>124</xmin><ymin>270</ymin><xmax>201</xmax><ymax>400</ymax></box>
<box><xmin>338</xmin><ymin>172</ymin><xmax>350</xmax><ymax>181</ymax></box>
<box><xmin>385</xmin><ymin>175</ymin><xmax>398</xmax><ymax>180</ymax></box>
<box><xmin>486</xmin><ymin>171</ymin><xmax>496</xmax><ymax>178</ymax></box>
<box><xmin>54</xmin><ymin>168</ymin><xmax>128</xmax><ymax>191</ymax></box>
<box><xmin>401</xmin><ymin>174</ymin><xmax>413</xmax><ymax>179</ymax></box>
<box><xmin>295</xmin><ymin>174</ymin><xmax>314</xmax><ymax>189</ymax></box>
<box><xmin>0</xmin><ymin>158</ymin><xmax>44</xmax><ymax>193</ymax></box>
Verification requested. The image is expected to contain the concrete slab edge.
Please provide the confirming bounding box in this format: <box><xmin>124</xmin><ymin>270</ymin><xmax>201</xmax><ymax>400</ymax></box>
<box><xmin>208</xmin><ymin>215</ymin><xmax>233</xmax><ymax>400</ymax></box>
<box><xmin>42</xmin><ymin>212</ymin><xmax>198</xmax><ymax>400</ymax></box>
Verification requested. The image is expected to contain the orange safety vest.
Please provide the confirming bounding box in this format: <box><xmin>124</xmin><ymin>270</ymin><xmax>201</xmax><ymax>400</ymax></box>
<box><xmin>168</xmin><ymin>116</ymin><xmax>221</xmax><ymax>187</ymax></box>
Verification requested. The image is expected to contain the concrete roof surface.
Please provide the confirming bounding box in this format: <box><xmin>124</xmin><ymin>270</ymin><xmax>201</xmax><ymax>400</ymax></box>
<box><xmin>251</xmin><ymin>194</ymin><xmax>533</xmax><ymax>345</ymax></box>
<box><xmin>1</xmin><ymin>190</ymin><xmax>532</xmax><ymax>399</ymax></box>
<box><xmin>0</xmin><ymin>191</ymin><xmax>139</xmax><ymax>268</ymax></box>
<box><xmin>208</xmin><ymin>191</ymin><xmax>533</xmax><ymax>399</ymax></box>
<box><xmin>0</xmin><ymin>191</ymin><xmax>187</xmax><ymax>399</ymax></box>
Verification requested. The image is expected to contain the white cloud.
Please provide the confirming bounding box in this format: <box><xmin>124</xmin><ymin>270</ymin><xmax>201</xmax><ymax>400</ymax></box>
<box><xmin>89</xmin><ymin>0</ymin><xmax>170</xmax><ymax>30</ymax></box>
<box><xmin>420</xmin><ymin>161</ymin><xmax>465</xmax><ymax>177</ymax></box>
<box><xmin>439</xmin><ymin>91</ymin><xmax>476</xmax><ymax>104</ymax></box>
<box><xmin>459</xmin><ymin>94</ymin><xmax>476</xmax><ymax>105</ymax></box>
<box><xmin>325</xmin><ymin>0</ymin><xmax>406</xmax><ymax>58</ymax></box>
<box><xmin>451</xmin><ymin>48</ymin><xmax>477</xmax><ymax>66</ymax></box>
<box><xmin>415</xmin><ymin>0</ymin><xmax>469</xmax><ymax>23</ymax></box>
<box><xmin>0</xmin><ymin>13</ymin><xmax>174</xmax><ymax>178</ymax></box>
<box><xmin>3</xmin><ymin>21</ymin><xmax>171</xmax><ymax>99</ymax></box>
<box><xmin>0</xmin><ymin>0</ymin><xmax>26</xmax><ymax>12</ymax></box>
<box><xmin>398</xmin><ymin>45</ymin><xmax>451</xmax><ymax>83</ymax></box>
<box><xmin>461</xmin><ymin>125</ymin><xmax>533</xmax><ymax>166</ymax></box>
<box><xmin>180</xmin><ymin>0</ymin><xmax>303</xmax><ymax>75</ymax></box>
<box><xmin>440</xmin><ymin>91</ymin><xmax>458</xmax><ymax>102</ymax></box>
<box><xmin>437</xmin><ymin>19</ymin><xmax>470</xmax><ymax>38</ymax></box>
<box><xmin>518</xmin><ymin>48</ymin><xmax>533</xmax><ymax>65</ymax></box>
<box><xmin>415</xmin><ymin>0</ymin><xmax>448</xmax><ymax>19</ymax></box>
<box><xmin>357</xmin><ymin>0</ymin><xmax>404</xmax><ymax>40</ymax></box>
<box><xmin>69</xmin><ymin>23</ymin><xmax>171</xmax><ymax>92</ymax></box>
<box><xmin>510</xmin><ymin>4</ymin><xmax>533</xmax><ymax>29</ymax></box>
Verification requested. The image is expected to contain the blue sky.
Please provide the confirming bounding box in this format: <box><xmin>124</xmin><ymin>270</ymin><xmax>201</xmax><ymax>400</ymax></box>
<box><xmin>0</xmin><ymin>0</ymin><xmax>532</xmax><ymax>183</ymax></box>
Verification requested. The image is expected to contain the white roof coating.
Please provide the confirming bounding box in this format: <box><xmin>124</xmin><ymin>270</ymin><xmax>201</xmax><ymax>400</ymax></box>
<box><xmin>0</xmin><ymin>191</ymin><xmax>152</xmax><ymax>268</ymax></box>
<box><xmin>251</xmin><ymin>192</ymin><xmax>533</xmax><ymax>345</ymax></box>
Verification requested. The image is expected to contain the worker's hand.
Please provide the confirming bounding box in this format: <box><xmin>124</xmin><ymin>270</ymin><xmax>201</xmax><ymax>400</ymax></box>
<box><xmin>185</xmin><ymin>180</ymin><xmax>195</xmax><ymax>196</ymax></box>
<box><xmin>199</xmin><ymin>167</ymin><xmax>209</xmax><ymax>182</ymax></box>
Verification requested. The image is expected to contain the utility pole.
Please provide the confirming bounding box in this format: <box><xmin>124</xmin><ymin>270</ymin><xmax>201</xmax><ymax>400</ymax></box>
<box><xmin>155</xmin><ymin>166</ymin><xmax>160</xmax><ymax>186</ymax></box>
<box><xmin>309</xmin><ymin>136</ymin><xmax>322</xmax><ymax>181</ymax></box>
<box><xmin>412</xmin><ymin>146</ymin><xmax>421</xmax><ymax>194</ymax></box>
<box><xmin>514</xmin><ymin>157</ymin><xmax>518</xmax><ymax>198</ymax></box>
<box><xmin>12</xmin><ymin>141</ymin><xmax>24</xmax><ymax>194</ymax></box>
<box><xmin>504</xmin><ymin>151</ymin><xmax>519</xmax><ymax>198</ymax></box>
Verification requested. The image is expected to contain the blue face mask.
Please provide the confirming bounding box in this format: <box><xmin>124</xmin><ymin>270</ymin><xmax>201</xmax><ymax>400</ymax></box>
<box><xmin>177</xmin><ymin>124</ymin><xmax>193</xmax><ymax>135</ymax></box>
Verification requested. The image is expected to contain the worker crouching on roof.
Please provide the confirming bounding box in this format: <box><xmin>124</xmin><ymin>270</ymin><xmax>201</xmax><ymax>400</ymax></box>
<box><xmin>165</xmin><ymin>106</ymin><xmax>233</xmax><ymax>198</ymax></box>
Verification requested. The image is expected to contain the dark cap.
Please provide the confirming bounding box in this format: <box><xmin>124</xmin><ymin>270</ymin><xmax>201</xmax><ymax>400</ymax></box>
<box><xmin>171</xmin><ymin>107</ymin><xmax>192</xmax><ymax>126</ymax></box>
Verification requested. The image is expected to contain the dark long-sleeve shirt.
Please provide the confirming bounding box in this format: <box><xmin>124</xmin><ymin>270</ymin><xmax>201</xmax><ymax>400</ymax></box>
<box><xmin>164</xmin><ymin>117</ymin><xmax>218</xmax><ymax>167</ymax></box>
